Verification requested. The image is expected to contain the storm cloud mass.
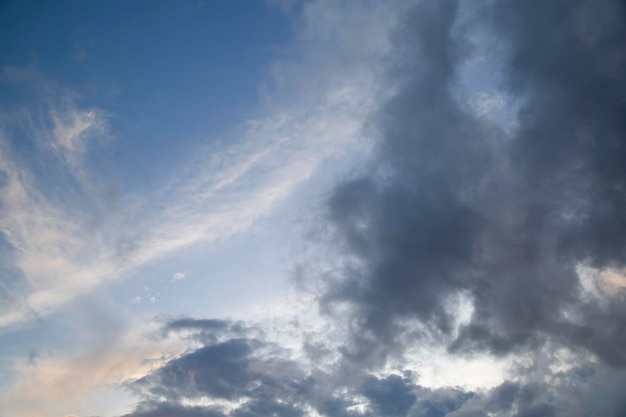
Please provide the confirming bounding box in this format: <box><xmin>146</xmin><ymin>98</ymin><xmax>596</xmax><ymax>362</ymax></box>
<box><xmin>323</xmin><ymin>0</ymin><xmax>626</xmax><ymax>365</ymax></box>
<box><xmin>115</xmin><ymin>0</ymin><xmax>626</xmax><ymax>416</ymax></box>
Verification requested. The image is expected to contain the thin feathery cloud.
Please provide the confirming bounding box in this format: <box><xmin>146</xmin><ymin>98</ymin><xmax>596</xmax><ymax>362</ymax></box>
<box><xmin>0</xmin><ymin>0</ymin><xmax>397</xmax><ymax>329</ymax></box>
<box><xmin>50</xmin><ymin>107</ymin><xmax>107</xmax><ymax>168</ymax></box>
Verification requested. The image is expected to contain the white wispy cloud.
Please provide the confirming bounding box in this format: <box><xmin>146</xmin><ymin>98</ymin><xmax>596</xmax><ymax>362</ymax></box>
<box><xmin>0</xmin><ymin>136</ymin><xmax>114</xmax><ymax>326</ymax></box>
<box><xmin>0</xmin><ymin>0</ymin><xmax>401</xmax><ymax>329</ymax></box>
<box><xmin>50</xmin><ymin>107</ymin><xmax>107</xmax><ymax>167</ymax></box>
<box><xmin>172</xmin><ymin>272</ymin><xmax>185</xmax><ymax>282</ymax></box>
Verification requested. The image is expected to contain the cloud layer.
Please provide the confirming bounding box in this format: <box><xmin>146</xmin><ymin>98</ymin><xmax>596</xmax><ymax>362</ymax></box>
<box><xmin>1</xmin><ymin>0</ymin><xmax>625</xmax><ymax>416</ymax></box>
<box><xmin>119</xmin><ymin>316</ymin><xmax>626</xmax><ymax>417</ymax></box>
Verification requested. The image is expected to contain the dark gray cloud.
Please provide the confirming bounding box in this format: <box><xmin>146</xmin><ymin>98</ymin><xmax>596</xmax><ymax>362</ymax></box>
<box><xmin>164</xmin><ymin>318</ymin><xmax>232</xmax><ymax>333</ymax></box>
<box><xmin>121</xmin><ymin>317</ymin><xmax>626</xmax><ymax>417</ymax></box>
<box><xmin>317</xmin><ymin>0</ymin><xmax>626</xmax><ymax>368</ymax></box>
<box><xmin>134</xmin><ymin>338</ymin><xmax>257</xmax><ymax>401</ymax></box>
<box><xmin>360</xmin><ymin>373</ymin><xmax>475</xmax><ymax>417</ymax></box>
<box><xmin>161</xmin><ymin>318</ymin><xmax>247</xmax><ymax>345</ymax></box>
<box><xmin>360</xmin><ymin>373</ymin><xmax>417</xmax><ymax>416</ymax></box>
<box><xmin>124</xmin><ymin>318</ymin><xmax>309</xmax><ymax>417</ymax></box>
<box><xmin>121</xmin><ymin>318</ymin><xmax>480</xmax><ymax>417</ymax></box>
<box><xmin>121</xmin><ymin>401</ymin><xmax>226</xmax><ymax>417</ymax></box>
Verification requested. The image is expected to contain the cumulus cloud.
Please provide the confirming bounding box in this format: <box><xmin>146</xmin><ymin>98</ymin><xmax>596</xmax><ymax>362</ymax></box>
<box><xmin>118</xmin><ymin>317</ymin><xmax>626</xmax><ymax>417</ymax></box>
<box><xmin>310</xmin><ymin>0</ymin><xmax>626</xmax><ymax>371</ymax></box>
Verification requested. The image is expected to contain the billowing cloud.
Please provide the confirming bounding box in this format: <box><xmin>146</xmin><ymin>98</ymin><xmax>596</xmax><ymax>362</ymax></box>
<box><xmin>118</xmin><ymin>317</ymin><xmax>626</xmax><ymax>417</ymax></box>
<box><xmin>311</xmin><ymin>0</ymin><xmax>626</xmax><ymax>371</ymax></box>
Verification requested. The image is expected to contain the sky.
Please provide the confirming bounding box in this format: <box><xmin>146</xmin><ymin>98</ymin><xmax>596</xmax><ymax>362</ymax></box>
<box><xmin>0</xmin><ymin>0</ymin><xmax>625</xmax><ymax>416</ymax></box>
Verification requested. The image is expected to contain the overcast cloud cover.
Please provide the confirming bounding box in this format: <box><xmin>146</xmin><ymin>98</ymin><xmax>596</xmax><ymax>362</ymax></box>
<box><xmin>1</xmin><ymin>0</ymin><xmax>626</xmax><ymax>416</ymax></box>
